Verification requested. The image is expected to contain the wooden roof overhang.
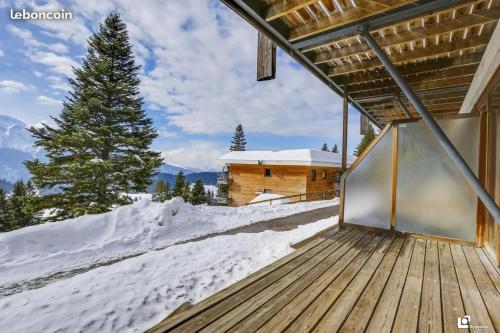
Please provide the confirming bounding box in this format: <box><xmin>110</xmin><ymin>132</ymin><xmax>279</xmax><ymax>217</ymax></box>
<box><xmin>221</xmin><ymin>0</ymin><xmax>500</xmax><ymax>128</ymax></box>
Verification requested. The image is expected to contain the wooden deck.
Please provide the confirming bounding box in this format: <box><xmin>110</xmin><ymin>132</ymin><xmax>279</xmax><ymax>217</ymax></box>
<box><xmin>148</xmin><ymin>225</ymin><xmax>500</xmax><ymax>333</ymax></box>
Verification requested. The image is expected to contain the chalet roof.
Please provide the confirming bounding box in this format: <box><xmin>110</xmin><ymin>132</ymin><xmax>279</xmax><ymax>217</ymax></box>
<box><xmin>218</xmin><ymin>149</ymin><xmax>355</xmax><ymax>167</ymax></box>
<box><xmin>222</xmin><ymin>0</ymin><xmax>500</xmax><ymax>127</ymax></box>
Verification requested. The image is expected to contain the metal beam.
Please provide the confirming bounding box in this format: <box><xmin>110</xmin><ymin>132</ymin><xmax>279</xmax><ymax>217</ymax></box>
<box><xmin>395</xmin><ymin>96</ymin><xmax>412</xmax><ymax>119</ymax></box>
<box><xmin>293</xmin><ymin>0</ymin><xmax>471</xmax><ymax>50</ymax></box>
<box><xmin>342</xmin><ymin>86</ymin><xmax>348</xmax><ymax>170</ymax></box>
<box><xmin>221</xmin><ymin>0</ymin><xmax>382</xmax><ymax>129</ymax></box>
<box><xmin>360</xmin><ymin>27</ymin><xmax>500</xmax><ymax>225</ymax></box>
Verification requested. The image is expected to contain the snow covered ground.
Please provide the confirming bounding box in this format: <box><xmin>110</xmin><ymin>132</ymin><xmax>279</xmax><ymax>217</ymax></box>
<box><xmin>0</xmin><ymin>212</ymin><xmax>338</xmax><ymax>332</ymax></box>
<box><xmin>0</xmin><ymin>197</ymin><xmax>337</xmax><ymax>287</ymax></box>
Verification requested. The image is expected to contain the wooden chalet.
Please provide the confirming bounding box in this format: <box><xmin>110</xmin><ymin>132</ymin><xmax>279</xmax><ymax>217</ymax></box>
<box><xmin>218</xmin><ymin>149</ymin><xmax>354</xmax><ymax>206</ymax></box>
<box><xmin>149</xmin><ymin>1</ymin><xmax>500</xmax><ymax>332</ymax></box>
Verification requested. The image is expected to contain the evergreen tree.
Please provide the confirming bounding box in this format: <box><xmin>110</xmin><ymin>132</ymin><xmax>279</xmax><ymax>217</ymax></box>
<box><xmin>229</xmin><ymin>124</ymin><xmax>246</xmax><ymax>151</ymax></box>
<box><xmin>205</xmin><ymin>190</ymin><xmax>214</xmax><ymax>205</ymax></box>
<box><xmin>9</xmin><ymin>181</ymin><xmax>30</xmax><ymax>228</ymax></box>
<box><xmin>354</xmin><ymin>124</ymin><xmax>376</xmax><ymax>157</ymax></box>
<box><xmin>321</xmin><ymin>143</ymin><xmax>329</xmax><ymax>151</ymax></box>
<box><xmin>152</xmin><ymin>180</ymin><xmax>170</xmax><ymax>202</ymax></box>
<box><xmin>0</xmin><ymin>188</ymin><xmax>10</xmax><ymax>232</ymax></box>
<box><xmin>25</xmin><ymin>12</ymin><xmax>162</xmax><ymax>220</ymax></box>
<box><xmin>189</xmin><ymin>180</ymin><xmax>206</xmax><ymax>205</ymax></box>
<box><xmin>172</xmin><ymin>171</ymin><xmax>186</xmax><ymax>197</ymax></box>
<box><xmin>331</xmin><ymin>144</ymin><xmax>339</xmax><ymax>153</ymax></box>
<box><xmin>24</xmin><ymin>180</ymin><xmax>41</xmax><ymax>226</ymax></box>
<box><xmin>182</xmin><ymin>182</ymin><xmax>191</xmax><ymax>203</ymax></box>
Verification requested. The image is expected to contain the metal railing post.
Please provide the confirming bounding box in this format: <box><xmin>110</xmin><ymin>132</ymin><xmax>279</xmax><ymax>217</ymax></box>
<box><xmin>359</xmin><ymin>26</ymin><xmax>500</xmax><ymax>224</ymax></box>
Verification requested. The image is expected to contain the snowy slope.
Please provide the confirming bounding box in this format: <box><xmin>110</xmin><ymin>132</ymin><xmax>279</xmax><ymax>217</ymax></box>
<box><xmin>0</xmin><ymin>197</ymin><xmax>338</xmax><ymax>286</ymax></box>
<box><xmin>0</xmin><ymin>216</ymin><xmax>337</xmax><ymax>333</ymax></box>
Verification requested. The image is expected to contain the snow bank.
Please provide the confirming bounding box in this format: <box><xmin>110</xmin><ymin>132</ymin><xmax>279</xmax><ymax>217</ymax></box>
<box><xmin>0</xmin><ymin>197</ymin><xmax>337</xmax><ymax>286</ymax></box>
<box><xmin>0</xmin><ymin>216</ymin><xmax>337</xmax><ymax>333</ymax></box>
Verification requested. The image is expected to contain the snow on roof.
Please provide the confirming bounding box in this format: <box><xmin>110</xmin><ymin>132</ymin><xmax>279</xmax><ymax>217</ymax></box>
<box><xmin>218</xmin><ymin>149</ymin><xmax>355</xmax><ymax>168</ymax></box>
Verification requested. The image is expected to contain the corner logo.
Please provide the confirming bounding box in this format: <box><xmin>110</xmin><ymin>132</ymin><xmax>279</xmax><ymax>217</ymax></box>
<box><xmin>458</xmin><ymin>316</ymin><xmax>470</xmax><ymax>329</ymax></box>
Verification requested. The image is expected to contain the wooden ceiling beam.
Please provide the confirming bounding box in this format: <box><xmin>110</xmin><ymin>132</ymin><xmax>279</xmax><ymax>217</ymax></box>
<box><xmin>264</xmin><ymin>0</ymin><xmax>318</xmax><ymax>22</ymax></box>
<box><xmin>328</xmin><ymin>35</ymin><xmax>490</xmax><ymax>76</ymax></box>
<box><xmin>287</xmin><ymin>0</ymin><xmax>415</xmax><ymax>42</ymax></box>
<box><xmin>312</xmin><ymin>7</ymin><xmax>499</xmax><ymax>63</ymax></box>
<box><xmin>347</xmin><ymin>65</ymin><xmax>477</xmax><ymax>93</ymax></box>
<box><xmin>350</xmin><ymin>76</ymin><xmax>473</xmax><ymax>99</ymax></box>
<box><xmin>335</xmin><ymin>53</ymin><xmax>482</xmax><ymax>85</ymax></box>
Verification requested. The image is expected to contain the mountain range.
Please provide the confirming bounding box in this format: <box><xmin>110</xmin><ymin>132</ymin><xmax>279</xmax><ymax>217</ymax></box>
<box><xmin>0</xmin><ymin>114</ymin><xmax>219</xmax><ymax>192</ymax></box>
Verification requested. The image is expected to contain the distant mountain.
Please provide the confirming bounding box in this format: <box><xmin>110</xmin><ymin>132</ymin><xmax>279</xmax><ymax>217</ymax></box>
<box><xmin>0</xmin><ymin>115</ymin><xmax>38</xmax><ymax>154</ymax></box>
<box><xmin>159</xmin><ymin>163</ymin><xmax>199</xmax><ymax>175</ymax></box>
<box><xmin>150</xmin><ymin>172</ymin><xmax>219</xmax><ymax>192</ymax></box>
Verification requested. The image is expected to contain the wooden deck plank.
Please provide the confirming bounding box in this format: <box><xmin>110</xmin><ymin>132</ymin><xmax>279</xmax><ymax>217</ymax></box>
<box><xmin>392</xmin><ymin>238</ymin><xmax>427</xmax><ymax>333</ymax></box>
<box><xmin>462</xmin><ymin>246</ymin><xmax>500</xmax><ymax>331</ymax></box>
<box><xmin>203</xmin><ymin>231</ymin><xmax>376</xmax><ymax>332</ymax></box>
<box><xmin>418</xmin><ymin>240</ymin><xmax>442</xmax><ymax>333</ymax></box>
<box><xmin>313</xmin><ymin>235</ymin><xmax>398</xmax><ymax>332</ymax></box>
<box><xmin>438</xmin><ymin>242</ymin><xmax>466</xmax><ymax>333</ymax></box>
<box><xmin>339</xmin><ymin>237</ymin><xmax>407</xmax><ymax>332</ymax></box>
<box><xmin>450</xmin><ymin>244</ymin><xmax>494</xmax><ymax>330</ymax></box>
<box><xmin>365</xmin><ymin>238</ymin><xmax>416</xmax><ymax>333</ymax></box>
<box><xmin>239</xmin><ymin>234</ymin><xmax>388</xmax><ymax>332</ymax></box>
<box><xmin>474</xmin><ymin>247</ymin><xmax>500</xmax><ymax>293</ymax></box>
<box><xmin>147</xmin><ymin>227</ymin><xmax>354</xmax><ymax>333</ymax></box>
<box><xmin>285</xmin><ymin>234</ymin><xmax>387</xmax><ymax>332</ymax></box>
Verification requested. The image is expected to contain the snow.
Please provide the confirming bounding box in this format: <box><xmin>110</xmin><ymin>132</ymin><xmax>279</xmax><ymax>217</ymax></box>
<box><xmin>0</xmin><ymin>215</ymin><xmax>337</xmax><ymax>333</ymax></box>
<box><xmin>249</xmin><ymin>193</ymin><xmax>291</xmax><ymax>205</ymax></box>
<box><xmin>219</xmin><ymin>149</ymin><xmax>356</xmax><ymax>167</ymax></box>
<box><xmin>0</xmin><ymin>197</ymin><xmax>337</xmax><ymax>286</ymax></box>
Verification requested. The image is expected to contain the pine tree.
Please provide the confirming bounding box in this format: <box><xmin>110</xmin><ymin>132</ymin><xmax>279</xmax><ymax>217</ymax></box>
<box><xmin>229</xmin><ymin>124</ymin><xmax>246</xmax><ymax>151</ymax></box>
<box><xmin>25</xmin><ymin>12</ymin><xmax>162</xmax><ymax>220</ymax></box>
<box><xmin>172</xmin><ymin>171</ymin><xmax>186</xmax><ymax>197</ymax></box>
<box><xmin>331</xmin><ymin>144</ymin><xmax>339</xmax><ymax>153</ymax></box>
<box><xmin>0</xmin><ymin>188</ymin><xmax>10</xmax><ymax>232</ymax></box>
<box><xmin>9</xmin><ymin>181</ymin><xmax>30</xmax><ymax>228</ymax></box>
<box><xmin>152</xmin><ymin>180</ymin><xmax>170</xmax><ymax>202</ymax></box>
<box><xmin>24</xmin><ymin>180</ymin><xmax>41</xmax><ymax>226</ymax></box>
<box><xmin>321</xmin><ymin>143</ymin><xmax>329</xmax><ymax>151</ymax></box>
<box><xmin>189</xmin><ymin>180</ymin><xmax>206</xmax><ymax>205</ymax></box>
<box><xmin>354</xmin><ymin>124</ymin><xmax>376</xmax><ymax>157</ymax></box>
<box><xmin>182</xmin><ymin>182</ymin><xmax>191</xmax><ymax>203</ymax></box>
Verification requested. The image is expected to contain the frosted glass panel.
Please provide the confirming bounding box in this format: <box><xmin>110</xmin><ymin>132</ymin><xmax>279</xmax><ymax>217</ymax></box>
<box><xmin>344</xmin><ymin>128</ymin><xmax>393</xmax><ymax>229</ymax></box>
<box><xmin>395</xmin><ymin>118</ymin><xmax>479</xmax><ymax>241</ymax></box>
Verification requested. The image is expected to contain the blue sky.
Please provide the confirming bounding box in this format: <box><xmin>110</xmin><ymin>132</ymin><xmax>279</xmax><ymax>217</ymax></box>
<box><xmin>0</xmin><ymin>0</ymin><xmax>364</xmax><ymax>170</ymax></box>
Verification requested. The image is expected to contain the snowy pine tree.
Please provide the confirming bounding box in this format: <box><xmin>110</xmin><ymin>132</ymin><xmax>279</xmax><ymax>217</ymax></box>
<box><xmin>26</xmin><ymin>12</ymin><xmax>161</xmax><ymax>220</ymax></box>
<box><xmin>189</xmin><ymin>180</ymin><xmax>206</xmax><ymax>205</ymax></box>
<box><xmin>229</xmin><ymin>124</ymin><xmax>246</xmax><ymax>151</ymax></box>
<box><xmin>321</xmin><ymin>143</ymin><xmax>329</xmax><ymax>151</ymax></box>
<box><xmin>331</xmin><ymin>144</ymin><xmax>339</xmax><ymax>153</ymax></box>
<box><xmin>354</xmin><ymin>124</ymin><xmax>376</xmax><ymax>157</ymax></box>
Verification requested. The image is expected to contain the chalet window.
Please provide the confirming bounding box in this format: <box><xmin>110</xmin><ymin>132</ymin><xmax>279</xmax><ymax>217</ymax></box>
<box><xmin>322</xmin><ymin>170</ymin><xmax>327</xmax><ymax>179</ymax></box>
<box><xmin>311</xmin><ymin>169</ymin><xmax>317</xmax><ymax>181</ymax></box>
<box><xmin>263</xmin><ymin>189</ymin><xmax>272</xmax><ymax>193</ymax></box>
<box><xmin>264</xmin><ymin>168</ymin><xmax>272</xmax><ymax>177</ymax></box>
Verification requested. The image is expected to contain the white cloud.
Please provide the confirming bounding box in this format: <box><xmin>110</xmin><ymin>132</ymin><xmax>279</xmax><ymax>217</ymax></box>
<box><xmin>103</xmin><ymin>0</ymin><xmax>345</xmax><ymax>137</ymax></box>
<box><xmin>0</xmin><ymin>48</ymin><xmax>4</xmax><ymax>57</ymax></box>
<box><xmin>161</xmin><ymin>142</ymin><xmax>225</xmax><ymax>170</ymax></box>
<box><xmin>37</xmin><ymin>95</ymin><xmax>61</xmax><ymax>106</ymax></box>
<box><xmin>28</xmin><ymin>51</ymin><xmax>77</xmax><ymax>76</ymax></box>
<box><xmin>0</xmin><ymin>80</ymin><xmax>32</xmax><ymax>94</ymax></box>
